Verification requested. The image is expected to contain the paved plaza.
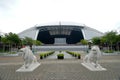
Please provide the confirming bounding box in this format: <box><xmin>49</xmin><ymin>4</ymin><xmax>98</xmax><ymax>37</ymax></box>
<box><xmin>0</xmin><ymin>52</ymin><xmax>120</xmax><ymax>80</ymax></box>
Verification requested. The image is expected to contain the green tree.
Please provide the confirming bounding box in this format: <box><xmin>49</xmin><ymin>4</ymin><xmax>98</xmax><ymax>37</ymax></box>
<box><xmin>100</xmin><ymin>36</ymin><xmax>107</xmax><ymax>45</ymax></box>
<box><xmin>1</xmin><ymin>36</ymin><xmax>10</xmax><ymax>52</ymax></box>
<box><xmin>1</xmin><ymin>36</ymin><xmax>9</xmax><ymax>44</ymax></box>
<box><xmin>21</xmin><ymin>37</ymin><xmax>42</xmax><ymax>46</ymax></box>
<box><xmin>2</xmin><ymin>32</ymin><xmax>21</xmax><ymax>45</ymax></box>
<box><xmin>103</xmin><ymin>31</ymin><xmax>117</xmax><ymax>50</ymax></box>
<box><xmin>33</xmin><ymin>40</ymin><xmax>43</xmax><ymax>45</ymax></box>
<box><xmin>91</xmin><ymin>31</ymin><xmax>120</xmax><ymax>51</ymax></box>
<box><xmin>98</xmin><ymin>31</ymin><xmax>119</xmax><ymax>51</ymax></box>
<box><xmin>115</xmin><ymin>34</ymin><xmax>120</xmax><ymax>51</ymax></box>
<box><xmin>92</xmin><ymin>37</ymin><xmax>101</xmax><ymax>45</ymax></box>
<box><xmin>22</xmin><ymin>37</ymin><xmax>33</xmax><ymax>46</ymax></box>
<box><xmin>80</xmin><ymin>39</ymin><xmax>88</xmax><ymax>45</ymax></box>
<box><xmin>1</xmin><ymin>32</ymin><xmax>21</xmax><ymax>52</ymax></box>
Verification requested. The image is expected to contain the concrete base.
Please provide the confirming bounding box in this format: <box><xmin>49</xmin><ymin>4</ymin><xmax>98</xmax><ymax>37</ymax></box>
<box><xmin>16</xmin><ymin>62</ymin><xmax>40</xmax><ymax>72</ymax></box>
<box><xmin>81</xmin><ymin>63</ymin><xmax>107</xmax><ymax>71</ymax></box>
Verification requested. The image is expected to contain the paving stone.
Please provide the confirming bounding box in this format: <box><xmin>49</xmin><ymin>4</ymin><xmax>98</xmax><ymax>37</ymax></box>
<box><xmin>0</xmin><ymin>55</ymin><xmax>120</xmax><ymax>80</ymax></box>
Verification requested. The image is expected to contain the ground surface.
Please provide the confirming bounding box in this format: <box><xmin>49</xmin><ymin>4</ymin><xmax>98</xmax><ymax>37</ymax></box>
<box><xmin>0</xmin><ymin>52</ymin><xmax>120</xmax><ymax>80</ymax></box>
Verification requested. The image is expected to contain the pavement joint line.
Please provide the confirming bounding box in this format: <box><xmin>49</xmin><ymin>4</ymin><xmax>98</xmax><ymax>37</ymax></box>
<box><xmin>0</xmin><ymin>58</ymin><xmax>120</xmax><ymax>65</ymax></box>
<box><xmin>0</xmin><ymin>62</ymin><xmax>23</xmax><ymax>65</ymax></box>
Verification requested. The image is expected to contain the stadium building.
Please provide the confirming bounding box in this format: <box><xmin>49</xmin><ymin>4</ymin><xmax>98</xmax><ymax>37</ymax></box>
<box><xmin>18</xmin><ymin>22</ymin><xmax>103</xmax><ymax>44</ymax></box>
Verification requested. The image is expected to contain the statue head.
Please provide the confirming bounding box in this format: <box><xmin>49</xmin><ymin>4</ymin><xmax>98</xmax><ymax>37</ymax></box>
<box><xmin>19</xmin><ymin>46</ymin><xmax>31</xmax><ymax>58</ymax></box>
<box><xmin>91</xmin><ymin>45</ymin><xmax>101</xmax><ymax>56</ymax></box>
<box><xmin>20</xmin><ymin>46</ymin><xmax>30</xmax><ymax>52</ymax></box>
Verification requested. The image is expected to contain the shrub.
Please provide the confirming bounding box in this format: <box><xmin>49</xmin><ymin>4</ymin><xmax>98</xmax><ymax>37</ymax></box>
<box><xmin>40</xmin><ymin>54</ymin><xmax>44</xmax><ymax>59</ymax></box>
<box><xmin>8</xmin><ymin>52</ymin><xmax>16</xmax><ymax>54</ymax></box>
<box><xmin>49</xmin><ymin>51</ymin><xmax>55</xmax><ymax>55</ymax></box>
<box><xmin>66</xmin><ymin>51</ymin><xmax>74</xmax><ymax>56</ymax></box>
<box><xmin>57</xmin><ymin>54</ymin><xmax>64</xmax><ymax>59</ymax></box>
<box><xmin>77</xmin><ymin>54</ymin><xmax>81</xmax><ymax>59</ymax></box>
<box><xmin>74</xmin><ymin>53</ymin><xmax>77</xmax><ymax>57</ymax></box>
<box><xmin>104</xmin><ymin>50</ymin><xmax>114</xmax><ymax>53</ymax></box>
<box><xmin>39</xmin><ymin>51</ymin><xmax>55</xmax><ymax>59</ymax></box>
<box><xmin>66</xmin><ymin>51</ymin><xmax>81</xmax><ymax>59</ymax></box>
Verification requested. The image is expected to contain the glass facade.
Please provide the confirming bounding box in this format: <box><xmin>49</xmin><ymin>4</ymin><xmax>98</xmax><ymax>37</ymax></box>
<box><xmin>37</xmin><ymin>25</ymin><xmax>84</xmax><ymax>44</ymax></box>
<box><xmin>54</xmin><ymin>38</ymin><xmax>66</xmax><ymax>44</ymax></box>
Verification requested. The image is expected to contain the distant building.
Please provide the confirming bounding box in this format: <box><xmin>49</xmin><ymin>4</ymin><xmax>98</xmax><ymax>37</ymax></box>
<box><xmin>18</xmin><ymin>22</ymin><xmax>103</xmax><ymax>44</ymax></box>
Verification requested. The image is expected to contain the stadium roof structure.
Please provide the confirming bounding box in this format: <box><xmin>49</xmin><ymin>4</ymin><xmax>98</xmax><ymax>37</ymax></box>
<box><xmin>18</xmin><ymin>22</ymin><xmax>103</xmax><ymax>44</ymax></box>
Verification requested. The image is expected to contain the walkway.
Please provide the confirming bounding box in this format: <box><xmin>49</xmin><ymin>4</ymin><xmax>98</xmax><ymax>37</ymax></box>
<box><xmin>0</xmin><ymin>54</ymin><xmax>120</xmax><ymax>80</ymax></box>
<box><xmin>46</xmin><ymin>51</ymin><xmax>75</xmax><ymax>59</ymax></box>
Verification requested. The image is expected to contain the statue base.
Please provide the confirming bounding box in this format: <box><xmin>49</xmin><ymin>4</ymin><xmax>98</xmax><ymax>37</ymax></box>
<box><xmin>16</xmin><ymin>62</ymin><xmax>40</xmax><ymax>72</ymax></box>
<box><xmin>81</xmin><ymin>62</ymin><xmax>106</xmax><ymax>71</ymax></box>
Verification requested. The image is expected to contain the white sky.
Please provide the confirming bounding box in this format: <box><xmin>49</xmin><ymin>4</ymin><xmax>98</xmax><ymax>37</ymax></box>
<box><xmin>0</xmin><ymin>0</ymin><xmax>120</xmax><ymax>34</ymax></box>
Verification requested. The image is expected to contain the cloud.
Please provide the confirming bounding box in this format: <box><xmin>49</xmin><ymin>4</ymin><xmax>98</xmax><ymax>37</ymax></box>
<box><xmin>0</xmin><ymin>0</ymin><xmax>17</xmax><ymax>11</ymax></box>
<box><xmin>0</xmin><ymin>0</ymin><xmax>120</xmax><ymax>33</ymax></box>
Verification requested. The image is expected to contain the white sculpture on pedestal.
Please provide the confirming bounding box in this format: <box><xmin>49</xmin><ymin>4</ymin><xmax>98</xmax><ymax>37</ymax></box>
<box><xmin>20</xmin><ymin>46</ymin><xmax>37</xmax><ymax>68</ymax></box>
<box><xmin>16</xmin><ymin>46</ymin><xmax>40</xmax><ymax>72</ymax></box>
<box><xmin>82</xmin><ymin>45</ymin><xmax>106</xmax><ymax>71</ymax></box>
<box><xmin>83</xmin><ymin>45</ymin><xmax>101</xmax><ymax>67</ymax></box>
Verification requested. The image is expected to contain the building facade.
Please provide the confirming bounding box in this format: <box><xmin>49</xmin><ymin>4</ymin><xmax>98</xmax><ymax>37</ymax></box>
<box><xmin>18</xmin><ymin>22</ymin><xmax>103</xmax><ymax>44</ymax></box>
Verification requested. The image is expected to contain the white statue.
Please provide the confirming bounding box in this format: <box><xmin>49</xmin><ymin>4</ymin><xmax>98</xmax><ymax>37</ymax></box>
<box><xmin>20</xmin><ymin>46</ymin><xmax>37</xmax><ymax>68</ymax></box>
<box><xmin>83</xmin><ymin>45</ymin><xmax>101</xmax><ymax>67</ymax></box>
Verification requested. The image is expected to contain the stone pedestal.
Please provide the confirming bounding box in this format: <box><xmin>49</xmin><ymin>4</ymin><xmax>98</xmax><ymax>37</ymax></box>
<box><xmin>81</xmin><ymin>62</ymin><xmax>106</xmax><ymax>71</ymax></box>
<box><xmin>16</xmin><ymin>62</ymin><xmax>40</xmax><ymax>72</ymax></box>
